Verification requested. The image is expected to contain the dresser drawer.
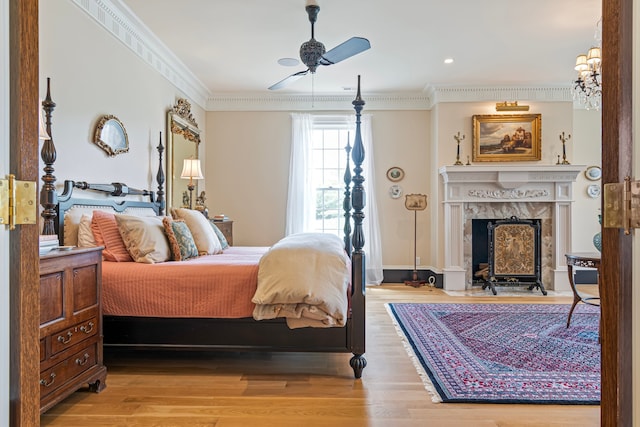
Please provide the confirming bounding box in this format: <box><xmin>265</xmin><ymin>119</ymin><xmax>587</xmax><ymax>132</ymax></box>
<box><xmin>49</xmin><ymin>317</ymin><xmax>98</xmax><ymax>356</ymax></box>
<box><xmin>40</xmin><ymin>343</ymin><xmax>98</xmax><ymax>398</ymax></box>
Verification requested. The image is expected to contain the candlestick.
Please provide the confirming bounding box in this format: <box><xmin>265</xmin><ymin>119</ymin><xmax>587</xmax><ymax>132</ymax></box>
<box><xmin>559</xmin><ymin>132</ymin><xmax>571</xmax><ymax>165</ymax></box>
<box><xmin>453</xmin><ymin>131</ymin><xmax>465</xmax><ymax>165</ymax></box>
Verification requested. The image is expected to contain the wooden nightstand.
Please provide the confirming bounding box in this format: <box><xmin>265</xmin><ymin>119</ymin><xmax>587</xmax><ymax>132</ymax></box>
<box><xmin>213</xmin><ymin>219</ymin><xmax>233</xmax><ymax>246</ymax></box>
<box><xmin>39</xmin><ymin>247</ymin><xmax>107</xmax><ymax>413</ymax></box>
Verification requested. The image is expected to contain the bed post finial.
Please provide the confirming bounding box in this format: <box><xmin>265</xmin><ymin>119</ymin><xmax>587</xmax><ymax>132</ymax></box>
<box><xmin>156</xmin><ymin>132</ymin><xmax>165</xmax><ymax>215</ymax></box>
<box><xmin>351</xmin><ymin>75</ymin><xmax>365</xmax><ymax>254</ymax></box>
<box><xmin>40</xmin><ymin>77</ymin><xmax>58</xmax><ymax>235</ymax></box>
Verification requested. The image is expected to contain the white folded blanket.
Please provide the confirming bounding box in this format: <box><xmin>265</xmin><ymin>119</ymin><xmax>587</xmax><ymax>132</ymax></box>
<box><xmin>252</xmin><ymin>233</ymin><xmax>350</xmax><ymax>329</ymax></box>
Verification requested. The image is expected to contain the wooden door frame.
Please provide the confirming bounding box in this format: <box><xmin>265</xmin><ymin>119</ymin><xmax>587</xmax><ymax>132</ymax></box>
<box><xmin>601</xmin><ymin>0</ymin><xmax>633</xmax><ymax>425</ymax></box>
<box><xmin>9</xmin><ymin>0</ymin><xmax>40</xmax><ymax>425</ymax></box>
<box><xmin>9</xmin><ymin>0</ymin><xmax>633</xmax><ymax>425</ymax></box>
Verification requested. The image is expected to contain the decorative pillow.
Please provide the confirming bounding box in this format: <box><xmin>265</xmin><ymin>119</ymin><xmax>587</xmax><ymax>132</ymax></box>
<box><xmin>114</xmin><ymin>214</ymin><xmax>171</xmax><ymax>264</ymax></box>
<box><xmin>172</xmin><ymin>208</ymin><xmax>223</xmax><ymax>255</ymax></box>
<box><xmin>90</xmin><ymin>210</ymin><xmax>132</xmax><ymax>262</ymax></box>
<box><xmin>77</xmin><ymin>214</ymin><xmax>97</xmax><ymax>248</ymax></box>
<box><xmin>162</xmin><ymin>217</ymin><xmax>199</xmax><ymax>261</ymax></box>
<box><xmin>209</xmin><ymin>220</ymin><xmax>229</xmax><ymax>250</ymax></box>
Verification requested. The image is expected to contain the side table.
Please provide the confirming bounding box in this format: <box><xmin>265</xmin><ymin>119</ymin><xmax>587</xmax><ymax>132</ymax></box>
<box><xmin>564</xmin><ymin>252</ymin><xmax>601</xmax><ymax>329</ymax></box>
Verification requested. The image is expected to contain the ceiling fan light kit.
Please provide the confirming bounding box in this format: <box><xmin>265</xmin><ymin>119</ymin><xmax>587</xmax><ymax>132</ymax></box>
<box><xmin>268</xmin><ymin>1</ymin><xmax>371</xmax><ymax>90</ymax></box>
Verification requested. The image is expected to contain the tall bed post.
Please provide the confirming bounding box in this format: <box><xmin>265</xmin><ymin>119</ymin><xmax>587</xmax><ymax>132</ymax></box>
<box><xmin>156</xmin><ymin>132</ymin><xmax>165</xmax><ymax>216</ymax></box>
<box><xmin>40</xmin><ymin>78</ymin><xmax>58</xmax><ymax>235</ymax></box>
<box><xmin>349</xmin><ymin>75</ymin><xmax>367</xmax><ymax>377</ymax></box>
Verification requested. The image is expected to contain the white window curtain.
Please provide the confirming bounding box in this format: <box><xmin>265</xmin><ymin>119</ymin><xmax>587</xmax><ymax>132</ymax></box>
<box><xmin>286</xmin><ymin>113</ymin><xmax>384</xmax><ymax>285</ymax></box>
<box><xmin>285</xmin><ymin>113</ymin><xmax>315</xmax><ymax>235</ymax></box>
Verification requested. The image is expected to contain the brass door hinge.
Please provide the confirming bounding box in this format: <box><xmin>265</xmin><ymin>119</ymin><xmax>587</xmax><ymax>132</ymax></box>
<box><xmin>0</xmin><ymin>174</ymin><xmax>37</xmax><ymax>230</ymax></box>
<box><xmin>603</xmin><ymin>176</ymin><xmax>640</xmax><ymax>235</ymax></box>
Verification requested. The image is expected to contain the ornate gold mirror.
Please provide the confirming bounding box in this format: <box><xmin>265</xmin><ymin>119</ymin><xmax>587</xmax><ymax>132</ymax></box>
<box><xmin>166</xmin><ymin>98</ymin><xmax>201</xmax><ymax>211</ymax></box>
<box><xmin>93</xmin><ymin>114</ymin><xmax>129</xmax><ymax>156</ymax></box>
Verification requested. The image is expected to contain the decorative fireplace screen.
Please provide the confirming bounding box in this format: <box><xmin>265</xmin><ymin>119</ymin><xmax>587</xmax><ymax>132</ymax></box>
<box><xmin>483</xmin><ymin>216</ymin><xmax>547</xmax><ymax>295</ymax></box>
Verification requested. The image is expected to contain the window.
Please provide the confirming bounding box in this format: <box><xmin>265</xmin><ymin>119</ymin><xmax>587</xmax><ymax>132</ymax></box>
<box><xmin>310</xmin><ymin>126</ymin><xmax>351</xmax><ymax>237</ymax></box>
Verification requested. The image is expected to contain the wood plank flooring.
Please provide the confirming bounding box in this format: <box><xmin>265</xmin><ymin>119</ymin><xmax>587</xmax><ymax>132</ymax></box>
<box><xmin>40</xmin><ymin>284</ymin><xmax>600</xmax><ymax>427</ymax></box>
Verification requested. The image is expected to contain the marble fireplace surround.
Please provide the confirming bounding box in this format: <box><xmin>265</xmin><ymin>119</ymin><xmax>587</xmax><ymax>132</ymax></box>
<box><xmin>439</xmin><ymin>165</ymin><xmax>583</xmax><ymax>292</ymax></box>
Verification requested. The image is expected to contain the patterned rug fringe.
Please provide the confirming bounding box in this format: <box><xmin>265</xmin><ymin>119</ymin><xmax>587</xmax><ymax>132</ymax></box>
<box><xmin>384</xmin><ymin>303</ymin><xmax>442</xmax><ymax>403</ymax></box>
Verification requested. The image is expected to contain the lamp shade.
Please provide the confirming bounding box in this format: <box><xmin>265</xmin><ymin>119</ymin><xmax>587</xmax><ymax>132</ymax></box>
<box><xmin>586</xmin><ymin>47</ymin><xmax>601</xmax><ymax>65</ymax></box>
<box><xmin>180</xmin><ymin>158</ymin><xmax>203</xmax><ymax>180</ymax></box>
<box><xmin>574</xmin><ymin>54</ymin><xmax>588</xmax><ymax>72</ymax></box>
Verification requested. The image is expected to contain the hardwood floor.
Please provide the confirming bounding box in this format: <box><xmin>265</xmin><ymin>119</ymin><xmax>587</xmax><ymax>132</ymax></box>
<box><xmin>40</xmin><ymin>284</ymin><xmax>600</xmax><ymax>427</ymax></box>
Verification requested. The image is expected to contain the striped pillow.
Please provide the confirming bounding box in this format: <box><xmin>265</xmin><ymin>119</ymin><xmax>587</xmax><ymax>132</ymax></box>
<box><xmin>90</xmin><ymin>210</ymin><xmax>132</xmax><ymax>262</ymax></box>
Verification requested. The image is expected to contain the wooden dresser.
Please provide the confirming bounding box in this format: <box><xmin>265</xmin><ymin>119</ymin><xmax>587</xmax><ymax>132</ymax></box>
<box><xmin>39</xmin><ymin>247</ymin><xmax>107</xmax><ymax>413</ymax></box>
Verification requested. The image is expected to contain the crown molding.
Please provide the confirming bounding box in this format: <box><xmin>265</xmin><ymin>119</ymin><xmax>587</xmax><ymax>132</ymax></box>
<box><xmin>71</xmin><ymin>0</ymin><xmax>211</xmax><ymax>109</ymax></box>
<box><xmin>427</xmin><ymin>85</ymin><xmax>573</xmax><ymax>104</ymax></box>
<box><xmin>206</xmin><ymin>85</ymin><xmax>574</xmax><ymax>111</ymax></box>
<box><xmin>206</xmin><ymin>92</ymin><xmax>434</xmax><ymax>111</ymax></box>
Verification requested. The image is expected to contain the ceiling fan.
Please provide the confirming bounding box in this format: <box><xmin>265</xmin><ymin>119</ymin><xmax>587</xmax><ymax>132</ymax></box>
<box><xmin>268</xmin><ymin>1</ymin><xmax>371</xmax><ymax>90</ymax></box>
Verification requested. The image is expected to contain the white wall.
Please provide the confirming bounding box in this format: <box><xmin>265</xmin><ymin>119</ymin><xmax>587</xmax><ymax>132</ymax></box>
<box><xmin>205</xmin><ymin>103</ymin><xmax>600</xmax><ymax>274</ymax></box>
<box><xmin>571</xmin><ymin>109</ymin><xmax>602</xmax><ymax>251</ymax></box>
<box><xmin>39</xmin><ymin>0</ymin><xmax>206</xmax><ymax>196</ymax></box>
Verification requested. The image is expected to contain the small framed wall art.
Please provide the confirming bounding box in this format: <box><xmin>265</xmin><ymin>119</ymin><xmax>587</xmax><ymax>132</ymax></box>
<box><xmin>386</xmin><ymin>167</ymin><xmax>404</xmax><ymax>182</ymax></box>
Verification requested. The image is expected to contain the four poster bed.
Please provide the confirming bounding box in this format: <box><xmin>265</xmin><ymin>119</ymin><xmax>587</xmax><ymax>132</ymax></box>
<box><xmin>47</xmin><ymin>78</ymin><xmax>368</xmax><ymax>378</ymax></box>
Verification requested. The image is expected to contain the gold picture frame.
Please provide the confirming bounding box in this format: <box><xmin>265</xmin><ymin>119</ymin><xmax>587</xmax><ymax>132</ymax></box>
<box><xmin>472</xmin><ymin>114</ymin><xmax>541</xmax><ymax>162</ymax></box>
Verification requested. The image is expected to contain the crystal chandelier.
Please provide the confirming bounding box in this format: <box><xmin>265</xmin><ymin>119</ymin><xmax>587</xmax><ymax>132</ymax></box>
<box><xmin>571</xmin><ymin>19</ymin><xmax>602</xmax><ymax>110</ymax></box>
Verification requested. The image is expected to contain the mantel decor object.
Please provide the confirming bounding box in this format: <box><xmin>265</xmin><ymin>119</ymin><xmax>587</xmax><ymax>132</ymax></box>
<box><xmin>404</xmin><ymin>193</ymin><xmax>428</xmax><ymax>288</ymax></box>
<box><xmin>453</xmin><ymin>131</ymin><xmax>465</xmax><ymax>165</ymax></box>
<box><xmin>559</xmin><ymin>132</ymin><xmax>571</xmax><ymax>165</ymax></box>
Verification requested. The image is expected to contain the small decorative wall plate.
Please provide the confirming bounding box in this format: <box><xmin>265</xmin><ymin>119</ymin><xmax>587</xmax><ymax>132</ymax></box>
<box><xmin>587</xmin><ymin>184</ymin><xmax>601</xmax><ymax>198</ymax></box>
<box><xmin>386</xmin><ymin>167</ymin><xmax>405</xmax><ymax>182</ymax></box>
<box><xmin>584</xmin><ymin>165</ymin><xmax>602</xmax><ymax>181</ymax></box>
<box><xmin>389</xmin><ymin>184</ymin><xmax>403</xmax><ymax>199</ymax></box>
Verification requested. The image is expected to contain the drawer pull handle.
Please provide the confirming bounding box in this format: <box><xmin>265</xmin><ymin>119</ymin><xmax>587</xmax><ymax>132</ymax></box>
<box><xmin>75</xmin><ymin>353</ymin><xmax>90</xmax><ymax>366</ymax></box>
<box><xmin>57</xmin><ymin>331</ymin><xmax>72</xmax><ymax>344</ymax></box>
<box><xmin>40</xmin><ymin>372</ymin><xmax>56</xmax><ymax>387</ymax></box>
<box><xmin>80</xmin><ymin>322</ymin><xmax>94</xmax><ymax>334</ymax></box>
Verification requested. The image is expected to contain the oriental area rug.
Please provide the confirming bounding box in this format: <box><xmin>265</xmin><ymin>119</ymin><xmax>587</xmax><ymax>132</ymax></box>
<box><xmin>386</xmin><ymin>303</ymin><xmax>600</xmax><ymax>404</ymax></box>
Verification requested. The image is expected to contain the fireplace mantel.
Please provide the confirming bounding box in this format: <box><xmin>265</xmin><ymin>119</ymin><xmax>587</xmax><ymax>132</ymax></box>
<box><xmin>439</xmin><ymin>165</ymin><xmax>584</xmax><ymax>292</ymax></box>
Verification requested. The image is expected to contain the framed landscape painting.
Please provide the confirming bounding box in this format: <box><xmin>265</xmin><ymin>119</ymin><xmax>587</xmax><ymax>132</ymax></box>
<box><xmin>472</xmin><ymin>114</ymin><xmax>541</xmax><ymax>162</ymax></box>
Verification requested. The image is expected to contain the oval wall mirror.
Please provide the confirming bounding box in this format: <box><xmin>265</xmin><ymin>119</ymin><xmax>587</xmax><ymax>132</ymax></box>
<box><xmin>93</xmin><ymin>115</ymin><xmax>129</xmax><ymax>156</ymax></box>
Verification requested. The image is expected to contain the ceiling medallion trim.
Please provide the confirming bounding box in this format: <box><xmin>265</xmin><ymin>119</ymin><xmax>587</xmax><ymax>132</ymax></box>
<box><xmin>71</xmin><ymin>0</ymin><xmax>211</xmax><ymax>109</ymax></box>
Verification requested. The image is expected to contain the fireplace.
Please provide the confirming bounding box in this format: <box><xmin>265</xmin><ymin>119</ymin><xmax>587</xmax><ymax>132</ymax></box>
<box><xmin>439</xmin><ymin>165</ymin><xmax>583</xmax><ymax>292</ymax></box>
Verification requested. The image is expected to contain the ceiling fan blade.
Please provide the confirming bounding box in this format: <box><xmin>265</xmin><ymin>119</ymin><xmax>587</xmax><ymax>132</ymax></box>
<box><xmin>268</xmin><ymin>69</ymin><xmax>309</xmax><ymax>90</ymax></box>
<box><xmin>319</xmin><ymin>37</ymin><xmax>371</xmax><ymax>66</ymax></box>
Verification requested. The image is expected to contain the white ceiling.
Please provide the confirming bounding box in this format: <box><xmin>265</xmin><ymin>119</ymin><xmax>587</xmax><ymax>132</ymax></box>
<box><xmin>119</xmin><ymin>0</ymin><xmax>601</xmax><ymax>97</ymax></box>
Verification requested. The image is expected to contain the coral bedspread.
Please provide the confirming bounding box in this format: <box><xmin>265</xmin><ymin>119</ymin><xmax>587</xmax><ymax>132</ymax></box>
<box><xmin>101</xmin><ymin>246</ymin><xmax>268</xmax><ymax>318</ymax></box>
